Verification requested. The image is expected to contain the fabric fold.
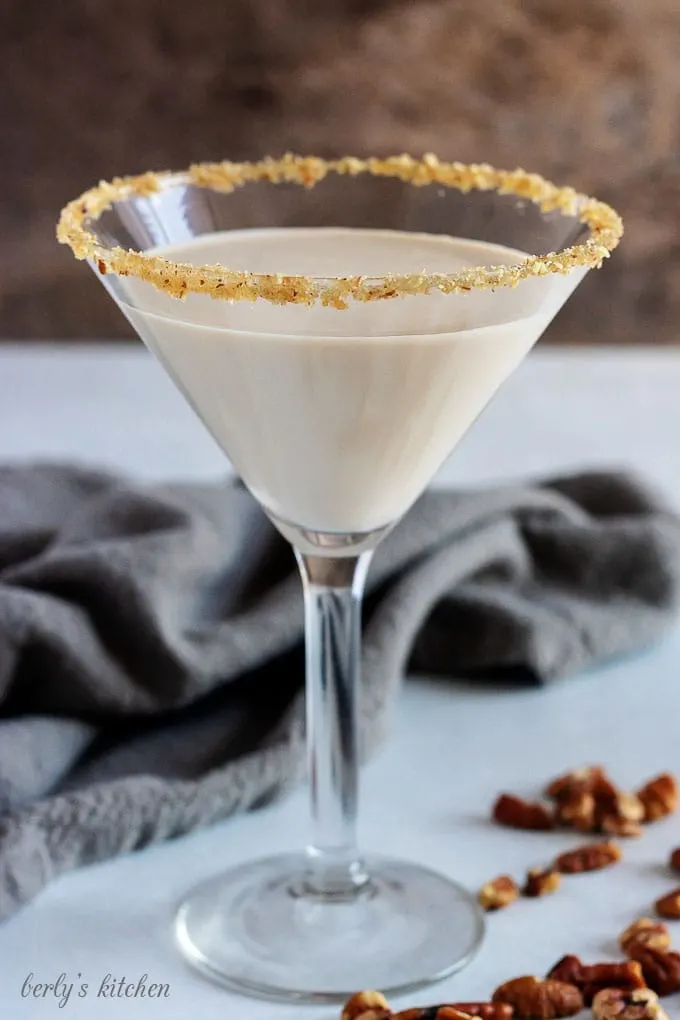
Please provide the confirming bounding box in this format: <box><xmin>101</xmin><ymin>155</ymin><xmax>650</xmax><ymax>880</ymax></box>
<box><xmin>0</xmin><ymin>463</ymin><xmax>678</xmax><ymax>920</ymax></box>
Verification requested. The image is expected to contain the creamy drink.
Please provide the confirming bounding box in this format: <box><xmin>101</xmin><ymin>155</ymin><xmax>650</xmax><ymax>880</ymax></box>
<box><xmin>120</xmin><ymin>227</ymin><xmax>583</xmax><ymax>534</ymax></box>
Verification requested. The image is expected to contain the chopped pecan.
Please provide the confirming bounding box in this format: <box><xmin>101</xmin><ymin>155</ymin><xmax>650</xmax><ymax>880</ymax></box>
<box><xmin>637</xmin><ymin>774</ymin><xmax>679</xmax><ymax>822</ymax></box>
<box><xmin>522</xmin><ymin>868</ymin><xmax>561</xmax><ymax>898</ymax></box>
<box><xmin>479</xmin><ymin>875</ymin><xmax>519</xmax><ymax>911</ymax></box>
<box><xmin>581</xmin><ymin>962</ymin><xmax>646</xmax><ymax>1004</ymax></box>
<box><xmin>546</xmin><ymin>766</ymin><xmax>617</xmax><ymax>801</ymax></box>
<box><xmin>555</xmin><ymin>790</ymin><xmax>596</xmax><ymax>832</ymax></box>
<box><xmin>620</xmin><ymin>918</ymin><xmax>672</xmax><ymax>955</ymax></box>
<box><xmin>342</xmin><ymin>991</ymin><xmax>392</xmax><ymax>1020</ymax></box>
<box><xmin>492</xmin><ymin>976</ymin><xmax>583</xmax><ymax>1018</ymax></box>
<box><xmin>555</xmin><ymin>840</ymin><xmax>622</xmax><ymax>874</ymax></box>
<box><xmin>669</xmin><ymin>847</ymin><xmax>680</xmax><ymax>874</ymax></box>
<box><xmin>613</xmin><ymin>792</ymin><xmax>646</xmax><ymax>823</ymax></box>
<box><xmin>547</xmin><ymin>768</ymin><xmax>647</xmax><ymax>836</ymax></box>
<box><xmin>451</xmin><ymin>1005</ymin><xmax>513</xmax><ymax>1020</ymax></box>
<box><xmin>601</xmin><ymin>816</ymin><xmax>643</xmax><ymax>839</ymax></box>
<box><xmin>493</xmin><ymin>795</ymin><xmax>554</xmax><ymax>831</ymax></box>
<box><xmin>597</xmin><ymin>792</ymin><xmax>645</xmax><ymax>836</ymax></box>
<box><xmin>628</xmin><ymin>945</ymin><xmax>680</xmax><ymax>997</ymax></box>
<box><xmin>546</xmin><ymin>956</ymin><xmax>645</xmax><ymax>1005</ymax></box>
<box><xmin>592</xmin><ymin>987</ymin><xmax>668</xmax><ymax>1020</ymax></box>
<box><xmin>655</xmin><ymin>887</ymin><xmax>680</xmax><ymax>919</ymax></box>
<box><xmin>545</xmin><ymin>957</ymin><xmax>582</xmax><ymax>987</ymax></box>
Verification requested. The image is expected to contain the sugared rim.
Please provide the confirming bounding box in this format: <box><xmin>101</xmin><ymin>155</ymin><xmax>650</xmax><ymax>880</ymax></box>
<box><xmin>56</xmin><ymin>153</ymin><xmax>623</xmax><ymax>308</ymax></box>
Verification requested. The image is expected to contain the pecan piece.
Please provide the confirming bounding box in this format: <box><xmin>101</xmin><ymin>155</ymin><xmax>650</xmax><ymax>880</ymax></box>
<box><xmin>620</xmin><ymin>918</ymin><xmax>672</xmax><ymax>955</ymax></box>
<box><xmin>493</xmin><ymin>795</ymin><xmax>554</xmax><ymax>831</ymax></box>
<box><xmin>669</xmin><ymin>847</ymin><xmax>680</xmax><ymax>874</ymax></box>
<box><xmin>451</xmin><ymin>1005</ymin><xmax>513</xmax><ymax>1020</ymax></box>
<box><xmin>342</xmin><ymin>991</ymin><xmax>392</xmax><ymax>1020</ymax></box>
<box><xmin>546</xmin><ymin>766</ymin><xmax>617</xmax><ymax>801</ymax></box>
<box><xmin>592</xmin><ymin>987</ymin><xmax>669</xmax><ymax>1020</ymax></box>
<box><xmin>555</xmin><ymin>790</ymin><xmax>596</xmax><ymax>832</ymax></box>
<box><xmin>580</xmin><ymin>962</ymin><xmax>646</xmax><ymax>1004</ymax></box>
<box><xmin>628</xmin><ymin>945</ymin><xmax>680</xmax><ymax>997</ymax></box>
<box><xmin>554</xmin><ymin>840</ymin><xmax>622</xmax><ymax>874</ymax></box>
<box><xmin>522</xmin><ymin>868</ymin><xmax>561</xmax><ymax>898</ymax></box>
<box><xmin>597</xmin><ymin>792</ymin><xmax>645</xmax><ymax>837</ymax></box>
<box><xmin>492</xmin><ymin>976</ymin><xmax>583</xmax><ymax>1018</ymax></box>
<box><xmin>479</xmin><ymin>875</ymin><xmax>519</xmax><ymax>911</ymax></box>
<box><xmin>600</xmin><ymin>816</ymin><xmax>643</xmax><ymax>839</ymax></box>
<box><xmin>614</xmin><ymin>792</ymin><xmax>646</xmax><ymax>822</ymax></box>
<box><xmin>545</xmin><ymin>957</ymin><xmax>581</xmax><ymax>987</ymax></box>
<box><xmin>596</xmin><ymin>791</ymin><xmax>645</xmax><ymax>823</ymax></box>
<box><xmin>655</xmin><ymin>887</ymin><xmax>680</xmax><ymax>919</ymax></box>
<box><xmin>637</xmin><ymin>774</ymin><xmax>679</xmax><ymax>822</ymax></box>
<box><xmin>546</xmin><ymin>956</ymin><xmax>645</xmax><ymax>1005</ymax></box>
<box><xmin>547</xmin><ymin>768</ymin><xmax>646</xmax><ymax>836</ymax></box>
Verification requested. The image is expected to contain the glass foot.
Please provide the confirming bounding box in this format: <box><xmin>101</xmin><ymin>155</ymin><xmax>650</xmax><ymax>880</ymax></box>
<box><xmin>174</xmin><ymin>852</ymin><xmax>485</xmax><ymax>1002</ymax></box>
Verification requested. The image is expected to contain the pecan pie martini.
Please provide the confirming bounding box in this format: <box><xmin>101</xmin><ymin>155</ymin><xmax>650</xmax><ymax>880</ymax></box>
<box><xmin>58</xmin><ymin>154</ymin><xmax>622</xmax><ymax>1001</ymax></box>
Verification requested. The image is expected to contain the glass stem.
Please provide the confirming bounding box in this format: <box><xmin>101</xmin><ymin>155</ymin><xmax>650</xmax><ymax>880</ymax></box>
<box><xmin>295</xmin><ymin>549</ymin><xmax>373</xmax><ymax>899</ymax></box>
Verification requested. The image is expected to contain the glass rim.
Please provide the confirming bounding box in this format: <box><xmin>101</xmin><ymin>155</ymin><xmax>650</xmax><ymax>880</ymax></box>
<box><xmin>56</xmin><ymin>153</ymin><xmax>623</xmax><ymax>308</ymax></box>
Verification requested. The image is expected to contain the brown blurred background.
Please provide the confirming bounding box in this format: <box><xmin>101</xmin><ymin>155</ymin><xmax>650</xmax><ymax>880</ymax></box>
<box><xmin>2</xmin><ymin>0</ymin><xmax>679</xmax><ymax>343</ymax></box>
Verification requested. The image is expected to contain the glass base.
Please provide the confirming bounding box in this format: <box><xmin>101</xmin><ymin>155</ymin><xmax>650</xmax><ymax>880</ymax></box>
<box><xmin>174</xmin><ymin>852</ymin><xmax>485</xmax><ymax>1003</ymax></box>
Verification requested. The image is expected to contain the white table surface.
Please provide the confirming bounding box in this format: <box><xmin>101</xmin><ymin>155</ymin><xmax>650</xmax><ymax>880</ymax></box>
<box><xmin>2</xmin><ymin>344</ymin><xmax>680</xmax><ymax>1018</ymax></box>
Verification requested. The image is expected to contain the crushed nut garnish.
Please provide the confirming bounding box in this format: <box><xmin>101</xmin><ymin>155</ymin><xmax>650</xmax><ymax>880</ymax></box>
<box><xmin>56</xmin><ymin>154</ymin><xmax>623</xmax><ymax>308</ymax></box>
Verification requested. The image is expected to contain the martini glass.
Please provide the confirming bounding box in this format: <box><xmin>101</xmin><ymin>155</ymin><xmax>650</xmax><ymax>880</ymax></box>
<box><xmin>58</xmin><ymin>155</ymin><xmax>621</xmax><ymax>1003</ymax></box>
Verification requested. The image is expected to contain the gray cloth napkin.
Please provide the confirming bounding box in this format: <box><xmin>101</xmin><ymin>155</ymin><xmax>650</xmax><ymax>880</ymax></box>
<box><xmin>0</xmin><ymin>462</ymin><xmax>679</xmax><ymax>920</ymax></box>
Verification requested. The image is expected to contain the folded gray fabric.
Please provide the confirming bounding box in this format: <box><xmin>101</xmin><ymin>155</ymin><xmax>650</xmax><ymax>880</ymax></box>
<box><xmin>0</xmin><ymin>463</ymin><xmax>679</xmax><ymax>920</ymax></box>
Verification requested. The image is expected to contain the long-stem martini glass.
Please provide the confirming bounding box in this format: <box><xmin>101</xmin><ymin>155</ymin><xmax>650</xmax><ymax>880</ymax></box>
<box><xmin>58</xmin><ymin>155</ymin><xmax>621</xmax><ymax>1003</ymax></box>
